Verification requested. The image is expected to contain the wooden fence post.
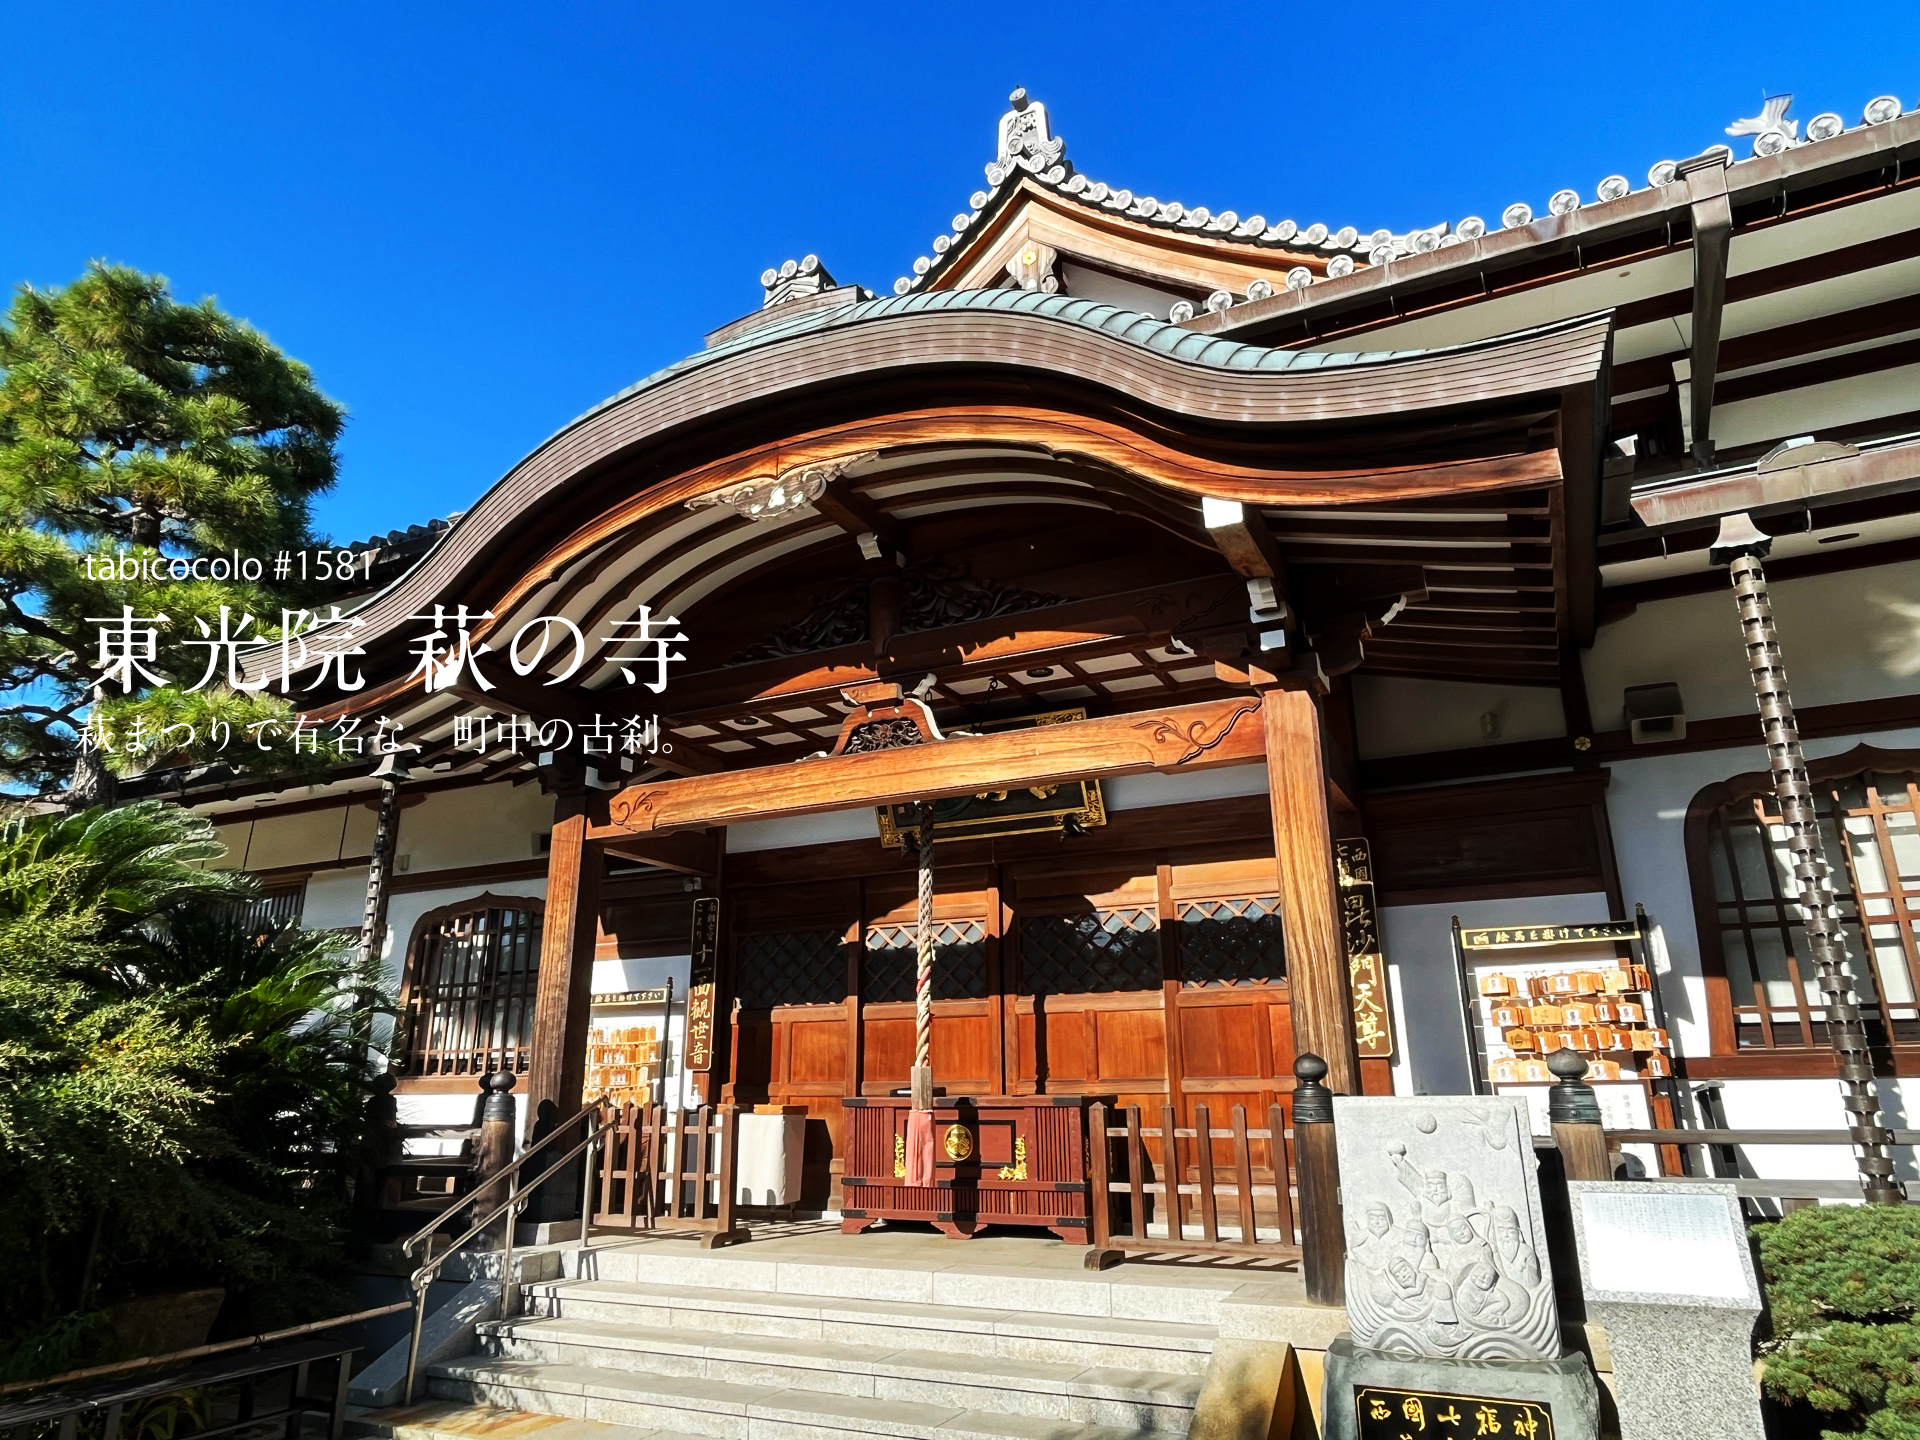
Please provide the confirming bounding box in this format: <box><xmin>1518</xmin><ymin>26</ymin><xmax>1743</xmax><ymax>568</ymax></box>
<box><xmin>472</xmin><ymin>1071</ymin><xmax>516</xmax><ymax>1246</ymax></box>
<box><xmin>1547</xmin><ymin>1049</ymin><xmax>1611</xmax><ymax>1181</ymax></box>
<box><xmin>1292</xmin><ymin>1052</ymin><xmax>1344</xmax><ymax>1307</ymax></box>
<box><xmin>1084</xmin><ymin>1102</ymin><xmax>1124</xmax><ymax>1270</ymax></box>
<box><xmin>701</xmin><ymin>1105</ymin><xmax>750</xmax><ymax>1249</ymax></box>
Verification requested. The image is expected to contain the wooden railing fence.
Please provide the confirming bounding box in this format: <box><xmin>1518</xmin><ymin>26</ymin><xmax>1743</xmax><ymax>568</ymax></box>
<box><xmin>1088</xmin><ymin>1100</ymin><xmax>1302</xmax><ymax>1260</ymax></box>
<box><xmin>1588</xmin><ymin>1125</ymin><xmax>1919</xmax><ymax>1202</ymax></box>
<box><xmin>1084</xmin><ymin>1055</ymin><xmax>1345</xmax><ymax>1304</ymax></box>
<box><xmin>589</xmin><ymin>1101</ymin><xmax>750</xmax><ymax>1245</ymax></box>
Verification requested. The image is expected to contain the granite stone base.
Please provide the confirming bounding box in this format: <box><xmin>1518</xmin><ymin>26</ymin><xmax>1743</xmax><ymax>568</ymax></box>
<box><xmin>1589</xmin><ymin>1301</ymin><xmax>1762</xmax><ymax>1440</ymax></box>
<box><xmin>1320</xmin><ymin>1335</ymin><xmax>1600</xmax><ymax>1440</ymax></box>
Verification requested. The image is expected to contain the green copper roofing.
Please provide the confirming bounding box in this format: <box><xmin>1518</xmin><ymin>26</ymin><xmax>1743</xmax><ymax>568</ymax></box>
<box><xmin>547</xmin><ymin>287</ymin><xmax>1435</xmax><ymax>451</ymax></box>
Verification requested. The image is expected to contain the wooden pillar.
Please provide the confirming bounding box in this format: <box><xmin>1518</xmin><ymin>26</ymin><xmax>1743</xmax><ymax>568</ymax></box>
<box><xmin>1291</xmin><ymin>1052</ymin><xmax>1344</xmax><ymax>1307</ymax></box>
<box><xmin>1263</xmin><ymin>689</ymin><xmax>1362</xmax><ymax>1096</ymax></box>
<box><xmin>526</xmin><ymin>802</ymin><xmax>605</xmax><ymax>1143</ymax></box>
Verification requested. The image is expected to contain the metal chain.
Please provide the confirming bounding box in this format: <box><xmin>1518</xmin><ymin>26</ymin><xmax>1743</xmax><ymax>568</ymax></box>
<box><xmin>1730</xmin><ymin>552</ymin><xmax>1900</xmax><ymax>1202</ymax></box>
<box><xmin>358</xmin><ymin>776</ymin><xmax>400</xmax><ymax>969</ymax></box>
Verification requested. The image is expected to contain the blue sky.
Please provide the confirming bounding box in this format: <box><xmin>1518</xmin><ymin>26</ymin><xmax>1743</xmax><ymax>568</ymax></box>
<box><xmin>4</xmin><ymin>2</ymin><xmax>1916</xmax><ymax>545</ymax></box>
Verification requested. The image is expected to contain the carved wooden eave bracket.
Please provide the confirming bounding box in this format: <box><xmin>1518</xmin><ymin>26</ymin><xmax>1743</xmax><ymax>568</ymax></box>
<box><xmin>597</xmin><ymin>694</ymin><xmax>1265</xmax><ymax>837</ymax></box>
<box><xmin>684</xmin><ymin>450</ymin><xmax>881</xmax><ymax>522</ymax></box>
<box><xmin>827</xmin><ymin>680</ymin><xmax>946</xmax><ymax>756</ymax></box>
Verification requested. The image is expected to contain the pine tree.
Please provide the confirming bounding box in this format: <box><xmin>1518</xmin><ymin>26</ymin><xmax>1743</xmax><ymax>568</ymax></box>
<box><xmin>0</xmin><ymin>263</ymin><xmax>345</xmax><ymax>801</ymax></box>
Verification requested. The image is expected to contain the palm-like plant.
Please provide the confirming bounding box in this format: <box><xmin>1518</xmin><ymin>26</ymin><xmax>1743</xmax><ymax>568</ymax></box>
<box><xmin>0</xmin><ymin>800</ymin><xmax>391</xmax><ymax>1372</ymax></box>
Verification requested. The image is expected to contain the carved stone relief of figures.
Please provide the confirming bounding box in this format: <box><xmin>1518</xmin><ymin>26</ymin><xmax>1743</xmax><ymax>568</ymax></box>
<box><xmin>1332</xmin><ymin>1096</ymin><xmax>1561</xmax><ymax>1361</ymax></box>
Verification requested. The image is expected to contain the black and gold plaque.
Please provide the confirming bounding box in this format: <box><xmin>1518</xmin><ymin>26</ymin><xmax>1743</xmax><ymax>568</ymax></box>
<box><xmin>1354</xmin><ymin>1386</ymin><xmax>1551</xmax><ymax>1438</ymax></box>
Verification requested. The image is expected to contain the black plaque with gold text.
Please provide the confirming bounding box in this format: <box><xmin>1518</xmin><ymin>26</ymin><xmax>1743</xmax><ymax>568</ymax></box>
<box><xmin>686</xmin><ymin>896</ymin><xmax>719</xmax><ymax>1072</ymax></box>
<box><xmin>1355</xmin><ymin>1386</ymin><xmax>1551</xmax><ymax>1438</ymax></box>
<box><xmin>1336</xmin><ymin>838</ymin><xmax>1395</xmax><ymax>1059</ymax></box>
<box><xmin>1359</xmin><ymin>1390</ymin><xmax>1551</xmax><ymax>1440</ymax></box>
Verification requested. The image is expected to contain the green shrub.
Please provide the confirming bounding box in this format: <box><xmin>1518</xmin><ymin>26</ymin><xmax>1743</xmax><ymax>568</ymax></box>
<box><xmin>1756</xmin><ymin>1203</ymin><xmax>1920</xmax><ymax>1439</ymax></box>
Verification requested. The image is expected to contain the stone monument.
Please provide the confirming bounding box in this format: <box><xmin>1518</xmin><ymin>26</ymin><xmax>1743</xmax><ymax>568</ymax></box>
<box><xmin>1322</xmin><ymin>1096</ymin><xmax>1600</xmax><ymax>1440</ymax></box>
<box><xmin>1568</xmin><ymin>1180</ymin><xmax>1765</xmax><ymax>1440</ymax></box>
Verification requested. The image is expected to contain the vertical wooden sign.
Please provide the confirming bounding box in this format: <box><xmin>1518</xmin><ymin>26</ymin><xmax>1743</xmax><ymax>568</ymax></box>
<box><xmin>686</xmin><ymin>895</ymin><xmax>719</xmax><ymax>1072</ymax></box>
<box><xmin>1335</xmin><ymin>838</ymin><xmax>1396</xmax><ymax>1060</ymax></box>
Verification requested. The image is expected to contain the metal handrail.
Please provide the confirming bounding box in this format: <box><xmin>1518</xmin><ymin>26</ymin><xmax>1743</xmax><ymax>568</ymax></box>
<box><xmin>402</xmin><ymin>1106</ymin><xmax>613</xmax><ymax>1406</ymax></box>
<box><xmin>0</xmin><ymin>1301</ymin><xmax>412</xmax><ymax>1398</ymax></box>
<box><xmin>400</xmin><ymin>1107</ymin><xmax>596</xmax><ymax>1263</ymax></box>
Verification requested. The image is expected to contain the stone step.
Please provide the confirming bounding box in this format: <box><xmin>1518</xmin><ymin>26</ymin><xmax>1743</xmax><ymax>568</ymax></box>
<box><xmin>348</xmin><ymin>1399</ymin><xmax>706</xmax><ymax>1440</ymax></box>
<box><xmin>476</xmin><ymin>1315</ymin><xmax>1204</xmax><ymax>1423</ymax></box>
<box><xmin>430</xmin><ymin>1359</ymin><xmax>1172</xmax><ymax>1439</ymax></box>
<box><xmin>569</xmin><ymin>1249</ymin><xmax>1245</xmax><ymax>1324</ymax></box>
<box><xmin>521</xmin><ymin>1280</ymin><xmax>1215</xmax><ymax>1372</ymax></box>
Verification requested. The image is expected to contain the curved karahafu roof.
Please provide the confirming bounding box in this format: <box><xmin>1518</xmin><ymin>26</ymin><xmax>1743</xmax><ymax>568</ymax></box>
<box><xmin>245</xmin><ymin>290</ymin><xmax>1611</xmax><ymax>782</ymax></box>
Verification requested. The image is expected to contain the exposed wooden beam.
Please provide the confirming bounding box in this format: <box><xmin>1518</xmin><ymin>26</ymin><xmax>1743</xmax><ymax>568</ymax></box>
<box><xmin>812</xmin><ymin>476</ymin><xmax>899</xmax><ymax>549</ymax></box>
<box><xmin>659</xmin><ymin>576</ymin><xmax>1246</xmax><ymax>719</ymax></box>
<box><xmin>1201</xmin><ymin>496</ymin><xmax>1284</xmax><ymax>579</ymax></box>
<box><xmin>448</xmin><ymin>674</ymin><xmax>596</xmax><ymax>727</ymax></box>
<box><xmin>600</xmin><ymin>827</ymin><xmax>723</xmax><ymax>876</ymax></box>
<box><xmin>1682</xmin><ymin>155</ymin><xmax>1734</xmax><ymax>465</ymax></box>
<box><xmin>594</xmin><ymin>695</ymin><xmax>1266</xmax><ymax>836</ymax></box>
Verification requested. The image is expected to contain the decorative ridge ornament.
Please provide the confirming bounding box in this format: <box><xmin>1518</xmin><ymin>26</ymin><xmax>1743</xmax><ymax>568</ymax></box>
<box><xmin>686</xmin><ymin>450</ymin><xmax>878</xmax><ymax>521</ymax></box>
<box><xmin>993</xmin><ymin>88</ymin><xmax>1066</xmax><ymax>180</ymax></box>
<box><xmin>1727</xmin><ymin>93</ymin><xmax>1799</xmax><ymax>157</ymax></box>
<box><xmin>893</xmin><ymin>86</ymin><xmax>1916</xmax><ymax>301</ymax></box>
<box><xmin>761</xmin><ymin>255</ymin><xmax>838</xmax><ymax>308</ymax></box>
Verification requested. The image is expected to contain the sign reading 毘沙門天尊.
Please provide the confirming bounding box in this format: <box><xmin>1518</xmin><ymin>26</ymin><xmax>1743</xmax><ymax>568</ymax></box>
<box><xmin>1336</xmin><ymin>838</ymin><xmax>1394</xmax><ymax>1059</ymax></box>
<box><xmin>1355</xmin><ymin>1387</ymin><xmax>1552</xmax><ymax>1439</ymax></box>
<box><xmin>1459</xmin><ymin>921</ymin><xmax>1641</xmax><ymax>950</ymax></box>
<box><xmin>686</xmin><ymin>896</ymin><xmax>719</xmax><ymax>1072</ymax></box>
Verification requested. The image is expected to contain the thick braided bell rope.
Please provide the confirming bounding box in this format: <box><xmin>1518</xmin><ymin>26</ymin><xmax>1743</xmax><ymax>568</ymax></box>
<box><xmin>915</xmin><ymin>813</ymin><xmax>935</xmax><ymax>1079</ymax></box>
<box><xmin>1731</xmin><ymin>552</ymin><xmax>1897</xmax><ymax>1200</ymax></box>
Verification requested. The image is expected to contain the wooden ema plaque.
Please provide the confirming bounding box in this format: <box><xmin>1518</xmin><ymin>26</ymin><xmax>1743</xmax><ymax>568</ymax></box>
<box><xmin>1355</xmin><ymin>1386</ymin><xmax>1552</xmax><ymax>1438</ymax></box>
<box><xmin>839</xmin><ymin>1094</ymin><xmax>1096</xmax><ymax>1242</ymax></box>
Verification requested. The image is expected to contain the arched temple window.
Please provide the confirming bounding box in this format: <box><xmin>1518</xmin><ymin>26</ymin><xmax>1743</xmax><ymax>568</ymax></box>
<box><xmin>397</xmin><ymin>894</ymin><xmax>545</xmax><ymax>1078</ymax></box>
<box><xmin>1688</xmin><ymin>746</ymin><xmax>1920</xmax><ymax>1055</ymax></box>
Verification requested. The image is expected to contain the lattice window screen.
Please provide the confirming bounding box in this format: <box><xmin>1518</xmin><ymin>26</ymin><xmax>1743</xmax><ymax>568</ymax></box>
<box><xmin>1177</xmin><ymin>895</ymin><xmax>1287</xmax><ymax>987</ymax></box>
<box><xmin>735</xmin><ymin>929</ymin><xmax>848</xmax><ymax>1009</ymax></box>
<box><xmin>864</xmin><ymin>920</ymin><xmax>989</xmax><ymax>1002</ymax></box>
<box><xmin>1019</xmin><ymin>907</ymin><xmax>1160</xmax><ymax>995</ymax></box>
<box><xmin>408</xmin><ymin>904</ymin><xmax>542</xmax><ymax>1077</ymax></box>
<box><xmin>1706</xmin><ymin>772</ymin><xmax>1920</xmax><ymax>1049</ymax></box>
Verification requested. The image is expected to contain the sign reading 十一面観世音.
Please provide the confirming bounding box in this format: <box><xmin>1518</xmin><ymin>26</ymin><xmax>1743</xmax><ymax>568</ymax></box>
<box><xmin>1355</xmin><ymin>1387</ymin><xmax>1552</xmax><ymax>1439</ymax></box>
<box><xmin>1459</xmin><ymin>921</ymin><xmax>1642</xmax><ymax>951</ymax></box>
<box><xmin>1335</xmin><ymin>838</ymin><xmax>1394</xmax><ymax>1059</ymax></box>
<box><xmin>685</xmin><ymin>897</ymin><xmax>719</xmax><ymax>1073</ymax></box>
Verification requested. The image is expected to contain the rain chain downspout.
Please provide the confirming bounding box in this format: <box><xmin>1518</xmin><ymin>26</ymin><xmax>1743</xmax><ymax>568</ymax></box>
<box><xmin>1711</xmin><ymin>512</ymin><xmax>1901</xmax><ymax>1203</ymax></box>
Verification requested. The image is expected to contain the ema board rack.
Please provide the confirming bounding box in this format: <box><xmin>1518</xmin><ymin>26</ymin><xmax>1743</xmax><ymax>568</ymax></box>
<box><xmin>1449</xmin><ymin>908</ymin><xmax>1685</xmax><ymax>1130</ymax></box>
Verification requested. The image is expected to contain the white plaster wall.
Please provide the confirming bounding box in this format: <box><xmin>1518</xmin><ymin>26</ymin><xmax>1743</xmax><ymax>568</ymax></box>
<box><xmin>399</xmin><ymin>783</ymin><xmax>555</xmax><ymax>872</ymax></box>
<box><xmin>1702</xmin><ymin>1076</ymin><xmax>1920</xmax><ymax>1186</ymax></box>
<box><xmin>727</xmin><ymin>807</ymin><xmax>874</xmax><ymax>852</ymax></box>
<box><xmin>1105</xmin><ymin>762</ymin><xmax>1266</xmax><ymax>808</ymax></box>
<box><xmin>1584</xmin><ymin>558</ymin><xmax>1920</xmax><ymax>733</ymax></box>
<box><xmin>302</xmin><ymin>868</ymin><xmax>370</xmax><ymax>930</ymax></box>
<box><xmin>1378</xmin><ymin>892</ymin><xmax>1613</xmax><ymax>1099</ymax></box>
<box><xmin>210</xmin><ymin>801</ymin><xmax>377</xmax><ymax>871</ymax></box>
<box><xmin>1352</xmin><ymin>675</ymin><xmax>1568</xmax><ymax>760</ymax></box>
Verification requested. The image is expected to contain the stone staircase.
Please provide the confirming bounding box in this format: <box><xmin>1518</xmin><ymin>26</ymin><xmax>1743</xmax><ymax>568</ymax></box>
<box><xmin>418</xmin><ymin>1233</ymin><xmax>1277</xmax><ymax>1440</ymax></box>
